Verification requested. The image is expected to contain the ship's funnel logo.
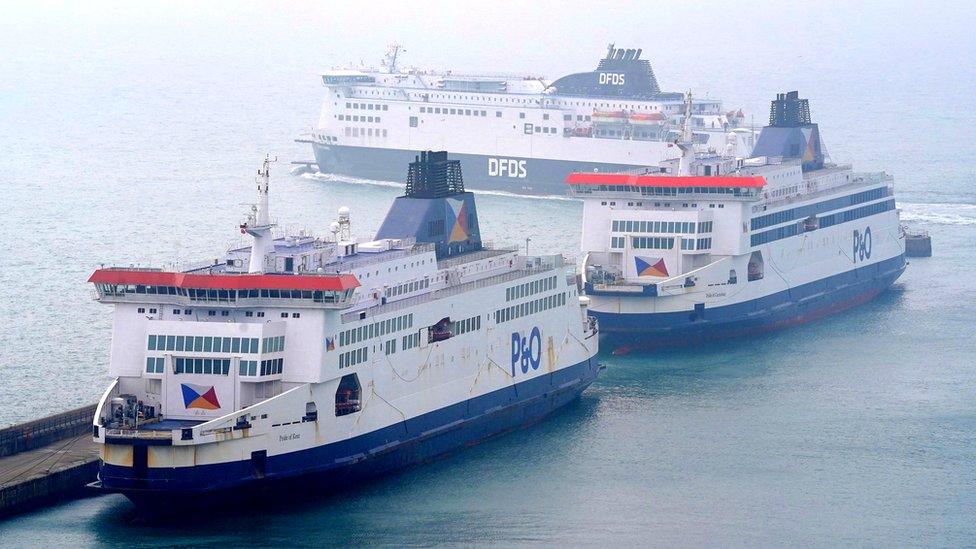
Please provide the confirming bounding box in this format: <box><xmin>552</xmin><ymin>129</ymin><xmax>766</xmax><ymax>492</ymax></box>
<box><xmin>801</xmin><ymin>127</ymin><xmax>817</xmax><ymax>164</ymax></box>
<box><xmin>181</xmin><ymin>383</ymin><xmax>220</xmax><ymax>410</ymax></box>
<box><xmin>445</xmin><ymin>197</ymin><xmax>469</xmax><ymax>243</ymax></box>
<box><xmin>635</xmin><ymin>256</ymin><xmax>669</xmax><ymax>277</ymax></box>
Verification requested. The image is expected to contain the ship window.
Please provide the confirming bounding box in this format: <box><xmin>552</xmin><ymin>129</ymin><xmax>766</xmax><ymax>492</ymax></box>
<box><xmin>409</xmin><ymin>116</ymin><xmax>418</xmax><ymax>128</ymax></box>
<box><xmin>519</xmin><ymin>112</ymin><xmax>525</xmax><ymax>119</ymax></box>
<box><xmin>496</xmin><ymin>111</ymin><xmax>502</xmax><ymax>117</ymax></box>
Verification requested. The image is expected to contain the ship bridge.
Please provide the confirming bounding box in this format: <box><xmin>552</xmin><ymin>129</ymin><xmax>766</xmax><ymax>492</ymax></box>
<box><xmin>566</xmin><ymin>172</ymin><xmax>766</xmax><ymax>199</ymax></box>
<box><xmin>89</xmin><ymin>269</ymin><xmax>360</xmax><ymax>308</ymax></box>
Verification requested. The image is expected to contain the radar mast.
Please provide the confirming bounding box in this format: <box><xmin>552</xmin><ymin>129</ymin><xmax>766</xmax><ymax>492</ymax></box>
<box><xmin>242</xmin><ymin>154</ymin><xmax>277</xmax><ymax>273</ymax></box>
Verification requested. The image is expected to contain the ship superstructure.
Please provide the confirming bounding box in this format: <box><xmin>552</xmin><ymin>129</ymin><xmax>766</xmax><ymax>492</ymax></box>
<box><xmin>299</xmin><ymin>44</ymin><xmax>754</xmax><ymax>195</ymax></box>
<box><xmin>89</xmin><ymin>152</ymin><xmax>599</xmax><ymax>505</ymax></box>
<box><xmin>571</xmin><ymin>92</ymin><xmax>906</xmax><ymax>348</ymax></box>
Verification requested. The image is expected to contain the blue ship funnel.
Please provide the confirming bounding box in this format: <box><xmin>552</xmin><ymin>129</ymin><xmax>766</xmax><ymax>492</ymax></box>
<box><xmin>752</xmin><ymin>91</ymin><xmax>825</xmax><ymax>172</ymax></box>
<box><xmin>375</xmin><ymin>151</ymin><xmax>483</xmax><ymax>259</ymax></box>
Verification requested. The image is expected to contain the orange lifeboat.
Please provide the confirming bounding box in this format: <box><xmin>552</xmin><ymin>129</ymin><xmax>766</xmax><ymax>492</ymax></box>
<box><xmin>592</xmin><ymin>110</ymin><xmax>629</xmax><ymax>122</ymax></box>
<box><xmin>629</xmin><ymin>112</ymin><xmax>666</xmax><ymax>125</ymax></box>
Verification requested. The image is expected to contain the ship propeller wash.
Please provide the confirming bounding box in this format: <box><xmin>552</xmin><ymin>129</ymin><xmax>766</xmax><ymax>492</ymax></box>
<box><xmin>88</xmin><ymin>152</ymin><xmax>599</xmax><ymax>507</ymax></box>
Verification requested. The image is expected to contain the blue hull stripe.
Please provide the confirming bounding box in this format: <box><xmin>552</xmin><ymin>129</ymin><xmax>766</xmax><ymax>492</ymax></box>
<box><xmin>591</xmin><ymin>254</ymin><xmax>906</xmax><ymax>346</ymax></box>
<box><xmin>100</xmin><ymin>357</ymin><xmax>600</xmax><ymax>500</ymax></box>
<box><xmin>312</xmin><ymin>143</ymin><xmax>646</xmax><ymax>196</ymax></box>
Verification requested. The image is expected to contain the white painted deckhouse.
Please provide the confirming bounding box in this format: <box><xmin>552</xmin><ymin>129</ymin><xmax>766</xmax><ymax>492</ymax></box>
<box><xmin>299</xmin><ymin>44</ymin><xmax>755</xmax><ymax>195</ymax></box>
<box><xmin>573</xmin><ymin>92</ymin><xmax>906</xmax><ymax>349</ymax></box>
<box><xmin>89</xmin><ymin>152</ymin><xmax>599</xmax><ymax>506</ymax></box>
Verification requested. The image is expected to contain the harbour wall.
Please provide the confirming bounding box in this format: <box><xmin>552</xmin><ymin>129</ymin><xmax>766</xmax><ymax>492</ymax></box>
<box><xmin>0</xmin><ymin>405</ymin><xmax>96</xmax><ymax>457</ymax></box>
<box><xmin>0</xmin><ymin>405</ymin><xmax>100</xmax><ymax>520</ymax></box>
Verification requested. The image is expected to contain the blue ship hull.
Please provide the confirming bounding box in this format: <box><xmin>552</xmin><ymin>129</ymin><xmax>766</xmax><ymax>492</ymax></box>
<box><xmin>591</xmin><ymin>255</ymin><xmax>907</xmax><ymax>349</ymax></box>
<box><xmin>99</xmin><ymin>356</ymin><xmax>601</xmax><ymax>508</ymax></box>
<box><xmin>311</xmin><ymin>143</ymin><xmax>648</xmax><ymax>196</ymax></box>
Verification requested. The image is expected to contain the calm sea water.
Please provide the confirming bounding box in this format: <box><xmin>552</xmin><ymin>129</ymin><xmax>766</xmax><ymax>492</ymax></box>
<box><xmin>1</xmin><ymin>2</ymin><xmax>975</xmax><ymax>546</ymax></box>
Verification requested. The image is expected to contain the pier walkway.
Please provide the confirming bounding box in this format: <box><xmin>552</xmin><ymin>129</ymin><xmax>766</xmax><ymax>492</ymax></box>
<box><xmin>0</xmin><ymin>406</ymin><xmax>101</xmax><ymax>519</ymax></box>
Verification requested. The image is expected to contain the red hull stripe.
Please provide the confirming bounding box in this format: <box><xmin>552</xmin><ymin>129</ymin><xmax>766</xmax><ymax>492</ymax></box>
<box><xmin>565</xmin><ymin>173</ymin><xmax>766</xmax><ymax>188</ymax></box>
<box><xmin>88</xmin><ymin>269</ymin><xmax>360</xmax><ymax>291</ymax></box>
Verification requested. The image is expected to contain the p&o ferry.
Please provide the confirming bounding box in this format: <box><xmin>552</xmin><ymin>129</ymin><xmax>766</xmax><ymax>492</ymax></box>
<box><xmin>571</xmin><ymin>92</ymin><xmax>906</xmax><ymax>348</ymax></box>
<box><xmin>88</xmin><ymin>152</ymin><xmax>599</xmax><ymax>506</ymax></box>
<box><xmin>299</xmin><ymin>44</ymin><xmax>754</xmax><ymax>196</ymax></box>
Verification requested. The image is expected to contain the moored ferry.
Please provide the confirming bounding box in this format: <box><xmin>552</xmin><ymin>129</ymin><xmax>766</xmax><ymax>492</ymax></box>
<box><xmin>89</xmin><ymin>152</ymin><xmax>600</xmax><ymax>506</ymax></box>
<box><xmin>572</xmin><ymin>92</ymin><xmax>906</xmax><ymax>348</ymax></box>
<box><xmin>298</xmin><ymin>44</ymin><xmax>754</xmax><ymax>195</ymax></box>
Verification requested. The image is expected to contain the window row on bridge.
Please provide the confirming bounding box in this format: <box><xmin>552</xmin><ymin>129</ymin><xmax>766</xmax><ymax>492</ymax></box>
<box><xmin>149</xmin><ymin>334</ymin><xmax>260</xmax><ymax>354</ymax></box>
<box><xmin>97</xmin><ymin>285</ymin><xmax>348</xmax><ymax>303</ymax></box>
<box><xmin>174</xmin><ymin>357</ymin><xmax>231</xmax><ymax>375</ymax></box>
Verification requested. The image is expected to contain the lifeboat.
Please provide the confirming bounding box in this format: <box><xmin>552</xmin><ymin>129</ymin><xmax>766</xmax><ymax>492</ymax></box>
<box><xmin>592</xmin><ymin>110</ymin><xmax>629</xmax><ymax>123</ymax></box>
<box><xmin>629</xmin><ymin>112</ymin><xmax>666</xmax><ymax>125</ymax></box>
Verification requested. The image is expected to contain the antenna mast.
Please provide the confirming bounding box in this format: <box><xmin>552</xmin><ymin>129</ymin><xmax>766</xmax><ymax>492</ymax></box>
<box><xmin>242</xmin><ymin>154</ymin><xmax>277</xmax><ymax>273</ymax></box>
<box><xmin>677</xmin><ymin>91</ymin><xmax>695</xmax><ymax>176</ymax></box>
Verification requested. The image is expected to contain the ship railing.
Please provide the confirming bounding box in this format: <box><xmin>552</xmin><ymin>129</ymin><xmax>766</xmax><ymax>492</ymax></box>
<box><xmin>103</xmin><ymin>425</ymin><xmax>174</xmax><ymax>441</ymax></box>
<box><xmin>332</xmin><ymin>242</ymin><xmax>431</xmax><ymax>271</ymax></box>
<box><xmin>341</xmin><ymin>264</ymin><xmax>561</xmax><ymax>323</ymax></box>
<box><xmin>759</xmin><ymin>173</ymin><xmax>894</xmax><ymax>210</ymax></box>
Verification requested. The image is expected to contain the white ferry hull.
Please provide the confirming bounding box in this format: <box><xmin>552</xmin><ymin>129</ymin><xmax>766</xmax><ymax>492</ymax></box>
<box><xmin>587</xmin><ymin>214</ymin><xmax>906</xmax><ymax>349</ymax></box>
<box><xmin>89</xmin><ymin>153</ymin><xmax>600</xmax><ymax>510</ymax></box>
<box><xmin>590</xmin><ymin>255</ymin><xmax>905</xmax><ymax>349</ymax></box>
<box><xmin>98</xmin><ymin>356</ymin><xmax>600</xmax><ymax>505</ymax></box>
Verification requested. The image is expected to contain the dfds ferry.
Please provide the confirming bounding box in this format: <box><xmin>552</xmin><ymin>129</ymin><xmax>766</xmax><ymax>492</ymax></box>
<box><xmin>89</xmin><ymin>152</ymin><xmax>599</xmax><ymax>506</ymax></box>
<box><xmin>573</xmin><ymin>92</ymin><xmax>906</xmax><ymax>348</ymax></box>
<box><xmin>298</xmin><ymin>44</ymin><xmax>754</xmax><ymax>195</ymax></box>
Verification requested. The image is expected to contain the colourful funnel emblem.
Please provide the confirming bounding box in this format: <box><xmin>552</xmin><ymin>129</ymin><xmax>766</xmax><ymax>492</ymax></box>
<box><xmin>801</xmin><ymin>127</ymin><xmax>817</xmax><ymax>164</ymax></box>
<box><xmin>635</xmin><ymin>256</ymin><xmax>669</xmax><ymax>277</ymax></box>
<box><xmin>181</xmin><ymin>383</ymin><xmax>220</xmax><ymax>410</ymax></box>
<box><xmin>445</xmin><ymin>197</ymin><xmax>469</xmax><ymax>243</ymax></box>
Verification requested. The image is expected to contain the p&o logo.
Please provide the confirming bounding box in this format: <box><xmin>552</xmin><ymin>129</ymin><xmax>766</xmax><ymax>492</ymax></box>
<box><xmin>852</xmin><ymin>226</ymin><xmax>872</xmax><ymax>263</ymax></box>
<box><xmin>511</xmin><ymin>326</ymin><xmax>542</xmax><ymax>376</ymax></box>
<box><xmin>488</xmin><ymin>157</ymin><xmax>527</xmax><ymax>179</ymax></box>
<box><xmin>598</xmin><ymin>72</ymin><xmax>626</xmax><ymax>85</ymax></box>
